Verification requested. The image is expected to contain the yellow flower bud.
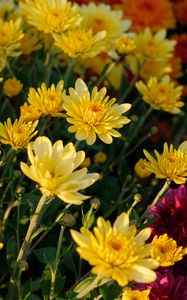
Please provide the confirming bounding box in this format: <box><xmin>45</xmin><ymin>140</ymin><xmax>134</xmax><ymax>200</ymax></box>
<box><xmin>94</xmin><ymin>152</ymin><xmax>107</xmax><ymax>165</ymax></box>
<box><xmin>134</xmin><ymin>158</ymin><xmax>152</xmax><ymax>179</ymax></box>
<box><xmin>3</xmin><ymin>77</ymin><xmax>23</xmax><ymax>97</ymax></box>
<box><xmin>115</xmin><ymin>35</ymin><xmax>136</xmax><ymax>55</ymax></box>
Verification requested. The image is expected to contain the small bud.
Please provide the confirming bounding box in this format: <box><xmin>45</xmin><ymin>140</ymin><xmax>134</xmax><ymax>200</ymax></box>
<box><xmin>91</xmin><ymin>198</ymin><xmax>101</xmax><ymax>210</ymax></box>
<box><xmin>94</xmin><ymin>152</ymin><xmax>107</xmax><ymax>165</ymax></box>
<box><xmin>14</xmin><ymin>170</ymin><xmax>22</xmax><ymax>178</ymax></box>
<box><xmin>0</xmin><ymin>242</ymin><xmax>4</xmax><ymax>250</ymax></box>
<box><xmin>150</xmin><ymin>126</ymin><xmax>158</xmax><ymax>135</ymax></box>
<box><xmin>151</xmin><ymin>179</ymin><xmax>158</xmax><ymax>186</ymax></box>
<box><xmin>61</xmin><ymin>213</ymin><xmax>76</xmax><ymax>227</ymax></box>
<box><xmin>15</xmin><ymin>185</ymin><xmax>25</xmax><ymax>194</ymax></box>
<box><xmin>131</xmin><ymin>115</ymin><xmax>138</xmax><ymax>122</ymax></box>
<box><xmin>133</xmin><ymin>194</ymin><xmax>142</xmax><ymax>204</ymax></box>
<box><xmin>81</xmin><ymin>157</ymin><xmax>91</xmax><ymax>168</ymax></box>
<box><xmin>17</xmin><ymin>259</ymin><xmax>28</xmax><ymax>271</ymax></box>
<box><xmin>134</xmin><ymin>158</ymin><xmax>152</xmax><ymax>179</ymax></box>
<box><xmin>115</xmin><ymin>34</ymin><xmax>136</xmax><ymax>55</ymax></box>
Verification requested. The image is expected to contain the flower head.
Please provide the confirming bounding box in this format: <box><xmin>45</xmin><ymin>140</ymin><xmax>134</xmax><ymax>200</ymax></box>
<box><xmin>175</xmin><ymin>0</ymin><xmax>187</xmax><ymax>26</ymax></box>
<box><xmin>64</xmin><ymin>78</ymin><xmax>131</xmax><ymax>145</ymax></box>
<box><xmin>20</xmin><ymin>136</ymin><xmax>99</xmax><ymax>204</ymax></box>
<box><xmin>172</xmin><ymin>33</ymin><xmax>187</xmax><ymax>64</ymax></box>
<box><xmin>27</xmin><ymin>80</ymin><xmax>65</xmax><ymax>117</ymax></box>
<box><xmin>3</xmin><ymin>77</ymin><xmax>23</xmax><ymax>97</ymax></box>
<box><xmin>143</xmin><ymin>143</ymin><xmax>187</xmax><ymax>184</ymax></box>
<box><xmin>20</xmin><ymin>103</ymin><xmax>41</xmax><ymax>122</ymax></box>
<box><xmin>115</xmin><ymin>34</ymin><xmax>136</xmax><ymax>55</ymax></box>
<box><xmin>20</xmin><ymin>0</ymin><xmax>81</xmax><ymax>34</ymax></box>
<box><xmin>134</xmin><ymin>158</ymin><xmax>152</xmax><ymax>179</ymax></box>
<box><xmin>0</xmin><ymin>117</ymin><xmax>38</xmax><ymax>150</ymax></box>
<box><xmin>20</xmin><ymin>30</ymin><xmax>42</xmax><ymax>55</ymax></box>
<box><xmin>71</xmin><ymin>212</ymin><xmax>159</xmax><ymax>286</ymax></box>
<box><xmin>136</xmin><ymin>76</ymin><xmax>184</xmax><ymax>114</ymax></box>
<box><xmin>122</xmin><ymin>288</ymin><xmax>150</xmax><ymax>300</ymax></box>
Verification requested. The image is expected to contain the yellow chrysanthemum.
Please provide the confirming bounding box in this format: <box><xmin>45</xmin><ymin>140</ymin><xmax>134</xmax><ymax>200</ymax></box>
<box><xmin>71</xmin><ymin>213</ymin><xmax>159</xmax><ymax>286</ymax></box>
<box><xmin>20</xmin><ymin>103</ymin><xmax>41</xmax><ymax>122</ymax></box>
<box><xmin>122</xmin><ymin>288</ymin><xmax>150</xmax><ymax>300</ymax></box>
<box><xmin>115</xmin><ymin>34</ymin><xmax>136</xmax><ymax>55</ymax></box>
<box><xmin>79</xmin><ymin>3</ymin><xmax>131</xmax><ymax>50</ymax></box>
<box><xmin>151</xmin><ymin>234</ymin><xmax>187</xmax><ymax>266</ymax></box>
<box><xmin>64</xmin><ymin>78</ymin><xmax>131</xmax><ymax>145</ymax></box>
<box><xmin>134</xmin><ymin>158</ymin><xmax>152</xmax><ymax>179</ymax></box>
<box><xmin>54</xmin><ymin>29</ymin><xmax>106</xmax><ymax>59</ymax></box>
<box><xmin>20</xmin><ymin>30</ymin><xmax>42</xmax><ymax>55</ymax></box>
<box><xmin>143</xmin><ymin>143</ymin><xmax>187</xmax><ymax>184</ymax></box>
<box><xmin>20</xmin><ymin>136</ymin><xmax>99</xmax><ymax>204</ymax></box>
<box><xmin>27</xmin><ymin>80</ymin><xmax>65</xmax><ymax>117</ymax></box>
<box><xmin>0</xmin><ymin>117</ymin><xmax>38</xmax><ymax>150</ymax></box>
<box><xmin>136</xmin><ymin>76</ymin><xmax>184</xmax><ymax>114</ymax></box>
<box><xmin>20</xmin><ymin>0</ymin><xmax>81</xmax><ymax>34</ymax></box>
<box><xmin>3</xmin><ymin>77</ymin><xmax>23</xmax><ymax>97</ymax></box>
<box><xmin>0</xmin><ymin>0</ymin><xmax>15</xmax><ymax>19</ymax></box>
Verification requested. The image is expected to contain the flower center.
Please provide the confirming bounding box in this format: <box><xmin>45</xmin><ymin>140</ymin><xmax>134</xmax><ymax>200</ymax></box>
<box><xmin>92</xmin><ymin>18</ymin><xmax>104</xmax><ymax>34</ymax></box>
<box><xmin>110</xmin><ymin>240</ymin><xmax>123</xmax><ymax>251</ymax></box>
<box><xmin>90</xmin><ymin>103</ymin><xmax>103</xmax><ymax>112</ymax></box>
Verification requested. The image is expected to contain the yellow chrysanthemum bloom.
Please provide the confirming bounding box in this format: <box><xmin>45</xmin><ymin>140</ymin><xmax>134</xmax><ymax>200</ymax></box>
<box><xmin>27</xmin><ymin>80</ymin><xmax>65</xmax><ymax>117</ymax></box>
<box><xmin>115</xmin><ymin>35</ymin><xmax>136</xmax><ymax>55</ymax></box>
<box><xmin>64</xmin><ymin>78</ymin><xmax>131</xmax><ymax>145</ymax></box>
<box><xmin>71</xmin><ymin>213</ymin><xmax>159</xmax><ymax>286</ymax></box>
<box><xmin>0</xmin><ymin>117</ymin><xmax>38</xmax><ymax>150</ymax></box>
<box><xmin>151</xmin><ymin>234</ymin><xmax>187</xmax><ymax>266</ymax></box>
<box><xmin>54</xmin><ymin>29</ymin><xmax>106</xmax><ymax>59</ymax></box>
<box><xmin>20</xmin><ymin>103</ymin><xmax>41</xmax><ymax>122</ymax></box>
<box><xmin>122</xmin><ymin>288</ymin><xmax>150</xmax><ymax>300</ymax></box>
<box><xmin>134</xmin><ymin>158</ymin><xmax>152</xmax><ymax>179</ymax></box>
<box><xmin>20</xmin><ymin>0</ymin><xmax>81</xmax><ymax>34</ymax></box>
<box><xmin>3</xmin><ymin>77</ymin><xmax>23</xmax><ymax>97</ymax></box>
<box><xmin>143</xmin><ymin>143</ymin><xmax>187</xmax><ymax>184</ymax></box>
<box><xmin>79</xmin><ymin>3</ymin><xmax>131</xmax><ymax>50</ymax></box>
<box><xmin>136</xmin><ymin>76</ymin><xmax>184</xmax><ymax>114</ymax></box>
<box><xmin>20</xmin><ymin>31</ymin><xmax>42</xmax><ymax>55</ymax></box>
<box><xmin>20</xmin><ymin>136</ymin><xmax>99</xmax><ymax>204</ymax></box>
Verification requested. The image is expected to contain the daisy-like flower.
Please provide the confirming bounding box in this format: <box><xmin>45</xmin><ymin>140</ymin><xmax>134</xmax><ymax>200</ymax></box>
<box><xmin>151</xmin><ymin>234</ymin><xmax>187</xmax><ymax>267</ymax></box>
<box><xmin>63</xmin><ymin>78</ymin><xmax>131</xmax><ymax>145</ymax></box>
<box><xmin>20</xmin><ymin>0</ymin><xmax>82</xmax><ymax>35</ymax></box>
<box><xmin>136</xmin><ymin>76</ymin><xmax>184</xmax><ymax>114</ymax></box>
<box><xmin>20</xmin><ymin>136</ymin><xmax>99</xmax><ymax>204</ymax></box>
<box><xmin>122</xmin><ymin>288</ymin><xmax>150</xmax><ymax>300</ymax></box>
<box><xmin>0</xmin><ymin>117</ymin><xmax>38</xmax><ymax>150</ymax></box>
<box><xmin>20</xmin><ymin>103</ymin><xmax>41</xmax><ymax>122</ymax></box>
<box><xmin>143</xmin><ymin>143</ymin><xmax>187</xmax><ymax>184</ymax></box>
<box><xmin>54</xmin><ymin>29</ymin><xmax>106</xmax><ymax>59</ymax></box>
<box><xmin>115</xmin><ymin>34</ymin><xmax>136</xmax><ymax>55</ymax></box>
<box><xmin>27</xmin><ymin>80</ymin><xmax>65</xmax><ymax>117</ymax></box>
<box><xmin>3</xmin><ymin>77</ymin><xmax>23</xmax><ymax>98</ymax></box>
<box><xmin>71</xmin><ymin>212</ymin><xmax>159</xmax><ymax>286</ymax></box>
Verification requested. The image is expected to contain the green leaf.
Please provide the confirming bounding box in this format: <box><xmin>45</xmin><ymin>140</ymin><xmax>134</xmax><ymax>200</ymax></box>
<box><xmin>74</xmin><ymin>276</ymin><xmax>95</xmax><ymax>294</ymax></box>
<box><xmin>99</xmin><ymin>282</ymin><xmax>122</xmax><ymax>300</ymax></box>
<box><xmin>6</xmin><ymin>236</ymin><xmax>18</xmax><ymax>269</ymax></box>
<box><xmin>33</xmin><ymin>247</ymin><xmax>56</xmax><ymax>264</ymax></box>
<box><xmin>30</xmin><ymin>226</ymin><xmax>49</xmax><ymax>242</ymax></box>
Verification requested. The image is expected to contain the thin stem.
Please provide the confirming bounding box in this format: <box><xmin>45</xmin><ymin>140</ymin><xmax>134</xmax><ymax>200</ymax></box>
<box><xmin>0</xmin><ymin>201</ymin><xmax>16</xmax><ymax>239</ymax></box>
<box><xmin>97</xmin><ymin>58</ymin><xmax>120</xmax><ymax>87</ymax></box>
<box><xmin>119</xmin><ymin>75</ymin><xmax>138</xmax><ymax>103</ymax></box>
<box><xmin>5</xmin><ymin>56</ymin><xmax>15</xmax><ymax>77</ymax></box>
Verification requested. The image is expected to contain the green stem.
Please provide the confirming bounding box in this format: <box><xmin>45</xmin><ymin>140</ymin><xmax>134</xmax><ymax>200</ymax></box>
<box><xmin>5</xmin><ymin>56</ymin><xmax>15</xmax><ymax>77</ymax></box>
<box><xmin>97</xmin><ymin>58</ymin><xmax>120</xmax><ymax>87</ymax></box>
<box><xmin>64</xmin><ymin>59</ymin><xmax>77</xmax><ymax>89</ymax></box>
<box><xmin>119</xmin><ymin>75</ymin><xmax>138</xmax><ymax>103</ymax></box>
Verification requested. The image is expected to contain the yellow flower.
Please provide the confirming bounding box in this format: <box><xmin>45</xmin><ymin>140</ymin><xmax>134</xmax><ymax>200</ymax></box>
<box><xmin>20</xmin><ymin>0</ymin><xmax>82</xmax><ymax>34</ymax></box>
<box><xmin>136</xmin><ymin>76</ymin><xmax>184</xmax><ymax>114</ymax></box>
<box><xmin>122</xmin><ymin>288</ymin><xmax>150</xmax><ymax>300</ymax></box>
<box><xmin>143</xmin><ymin>143</ymin><xmax>187</xmax><ymax>184</ymax></box>
<box><xmin>134</xmin><ymin>158</ymin><xmax>152</xmax><ymax>179</ymax></box>
<box><xmin>80</xmin><ymin>157</ymin><xmax>91</xmax><ymax>168</ymax></box>
<box><xmin>20</xmin><ymin>136</ymin><xmax>99</xmax><ymax>204</ymax></box>
<box><xmin>3</xmin><ymin>77</ymin><xmax>23</xmax><ymax>97</ymax></box>
<box><xmin>0</xmin><ymin>117</ymin><xmax>38</xmax><ymax>150</ymax></box>
<box><xmin>20</xmin><ymin>103</ymin><xmax>41</xmax><ymax>122</ymax></box>
<box><xmin>0</xmin><ymin>242</ymin><xmax>4</xmax><ymax>250</ymax></box>
<box><xmin>64</xmin><ymin>78</ymin><xmax>131</xmax><ymax>145</ymax></box>
<box><xmin>0</xmin><ymin>0</ymin><xmax>15</xmax><ymax>19</ymax></box>
<box><xmin>115</xmin><ymin>35</ymin><xmax>136</xmax><ymax>55</ymax></box>
<box><xmin>20</xmin><ymin>30</ymin><xmax>42</xmax><ymax>55</ymax></box>
<box><xmin>94</xmin><ymin>152</ymin><xmax>107</xmax><ymax>164</ymax></box>
<box><xmin>27</xmin><ymin>80</ymin><xmax>65</xmax><ymax>117</ymax></box>
<box><xmin>71</xmin><ymin>213</ymin><xmax>159</xmax><ymax>286</ymax></box>
<box><xmin>151</xmin><ymin>234</ymin><xmax>187</xmax><ymax>266</ymax></box>
<box><xmin>54</xmin><ymin>29</ymin><xmax>106</xmax><ymax>59</ymax></box>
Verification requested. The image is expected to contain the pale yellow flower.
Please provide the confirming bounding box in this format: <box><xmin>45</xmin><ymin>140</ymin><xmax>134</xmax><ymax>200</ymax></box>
<box><xmin>20</xmin><ymin>0</ymin><xmax>82</xmax><ymax>34</ymax></box>
<box><xmin>134</xmin><ymin>158</ymin><xmax>152</xmax><ymax>179</ymax></box>
<box><xmin>71</xmin><ymin>213</ymin><xmax>159</xmax><ymax>286</ymax></box>
<box><xmin>3</xmin><ymin>77</ymin><xmax>23</xmax><ymax>97</ymax></box>
<box><xmin>20</xmin><ymin>103</ymin><xmax>41</xmax><ymax>122</ymax></box>
<box><xmin>151</xmin><ymin>234</ymin><xmax>187</xmax><ymax>266</ymax></box>
<box><xmin>20</xmin><ymin>136</ymin><xmax>99</xmax><ymax>204</ymax></box>
<box><xmin>136</xmin><ymin>76</ymin><xmax>184</xmax><ymax>114</ymax></box>
<box><xmin>54</xmin><ymin>29</ymin><xmax>106</xmax><ymax>59</ymax></box>
<box><xmin>0</xmin><ymin>117</ymin><xmax>38</xmax><ymax>150</ymax></box>
<box><xmin>27</xmin><ymin>80</ymin><xmax>65</xmax><ymax>117</ymax></box>
<box><xmin>0</xmin><ymin>0</ymin><xmax>15</xmax><ymax>19</ymax></box>
<box><xmin>64</xmin><ymin>78</ymin><xmax>131</xmax><ymax>145</ymax></box>
<box><xmin>143</xmin><ymin>143</ymin><xmax>187</xmax><ymax>184</ymax></box>
<box><xmin>122</xmin><ymin>288</ymin><xmax>150</xmax><ymax>300</ymax></box>
<box><xmin>115</xmin><ymin>35</ymin><xmax>136</xmax><ymax>55</ymax></box>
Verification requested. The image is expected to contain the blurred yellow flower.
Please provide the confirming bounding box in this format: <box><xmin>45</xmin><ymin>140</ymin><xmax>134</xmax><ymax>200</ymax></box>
<box><xmin>136</xmin><ymin>76</ymin><xmax>184</xmax><ymax>114</ymax></box>
<box><xmin>20</xmin><ymin>30</ymin><xmax>42</xmax><ymax>55</ymax></box>
<box><xmin>144</xmin><ymin>143</ymin><xmax>187</xmax><ymax>184</ymax></box>
<box><xmin>94</xmin><ymin>152</ymin><xmax>107</xmax><ymax>164</ymax></box>
<box><xmin>80</xmin><ymin>157</ymin><xmax>91</xmax><ymax>168</ymax></box>
<box><xmin>151</xmin><ymin>234</ymin><xmax>187</xmax><ymax>266</ymax></box>
<box><xmin>134</xmin><ymin>158</ymin><xmax>152</xmax><ymax>179</ymax></box>
<box><xmin>27</xmin><ymin>80</ymin><xmax>65</xmax><ymax>117</ymax></box>
<box><xmin>20</xmin><ymin>136</ymin><xmax>99</xmax><ymax>204</ymax></box>
<box><xmin>64</xmin><ymin>78</ymin><xmax>131</xmax><ymax>145</ymax></box>
<box><xmin>3</xmin><ymin>77</ymin><xmax>23</xmax><ymax>97</ymax></box>
<box><xmin>115</xmin><ymin>35</ymin><xmax>136</xmax><ymax>55</ymax></box>
<box><xmin>0</xmin><ymin>242</ymin><xmax>4</xmax><ymax>250</ymax></box>
<box><xmin>0</xmin><ymin>117</ymin><xmax>38</xmax><ymax>150</ymax></box>
<box><xmin>20</xmin><ymin>0</ymin><xmax>81</xmax><ymax>34</ymax></box>
<box><xmin>54</xmin><ymin>29</ymin><xmax>106</xmax><ymax>59</ymax></box>
<box><xmin>122</xmin><ymin>288</ymin><xmax>150</xmax><ymax>300</ymax></box>
<box><xmin>20</xmin><ymin>103</ymin><xmax>41</xmax><ymax>122</ymax></box>
<box><xmin>0</xmin><ymin>0</ymin><xmax>15</xmax><ymax>19</ymax></box>
<box><xmin>71</xmin><ymin>212</ymin><xmax>159</xmax><ymax>286</ymax></box>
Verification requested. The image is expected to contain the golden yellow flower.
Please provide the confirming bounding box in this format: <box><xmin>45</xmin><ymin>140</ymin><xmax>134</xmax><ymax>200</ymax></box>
<box><xmin>134</xmin><ymin>158</ymin><xmax>152</xmax><ymax>179</ymax></box>
<box><xmin>20</xmin><ymin>30</ymin><xmax>42</xmax><ymax>55</ymax></box>
<box><xmin>0</xmin><ymin>242</ymin><xmax>4</xmax><ymax>250</ymax></box>
<box><xmin>136</xmin><ymin>76</ymin><xmax>184</xmax><ymax>114</ymax></box>
<box><xmin>27</xmin><ymin>80</ymin><xmax>65</xmax><ymax>117</ymax></box>
<box><xmin>3</xmin><ymin>77</ymin><xmax>23</xmax><ymax>97</ymax></box>
<box><xmin>151</xmin><ymin>234</ymin><xmax>187</xmax><ymax>266</ymax></box>
<box><xmin>20</xmin><ymin>0</ymin><xmax>82</xmax><ymax>34</ymax></box>
<box><xmin>143</xmin><ymin>143</ymin><xmax>187</xmax><ymax>184</ymax></box>
<box><xmin>0</xmin><ymin>0</ymin><xmax>15</xmax><ymax>19</ymax></box>
<box><xmin>94</xmin><ymin>152</ymin><xmax>107</xmax><ymax>164</ymax></box>
<box><xmin>115</xmin><ymin>35</ymin><xmax>136</xmax><ymax>55</ymax></box>
<box><xmin>20</xmin><ymin>136</ymin><xmax>99</xmax><ymax>204</ymax></box>
<box><xmin>0</xmin><ymin>117</ymin><xmax>38</xmax><ymax>150</ymax></box>
<box><xmin>71</xmin><ymin>213</ymin><xmax>159</xmax><ymax>286</ymax></box>
<box><xmin>122</xmin><ymin>288</ymin><xmax>150</xmax><ymax>300</ymax></box>
<box><xmin>20</xmin><ymin>103</ymin><xmax>41</xmax><ymax>122</ymax></box>
<box><xmin>64</xmin><ymin>78</ymin><xmax>131</xmax><ymax>145</ymax></box>
<box><xmin>54</xmin><ymin>29</ymin><xmax>106</xmax><ymax>59</ymax></box>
